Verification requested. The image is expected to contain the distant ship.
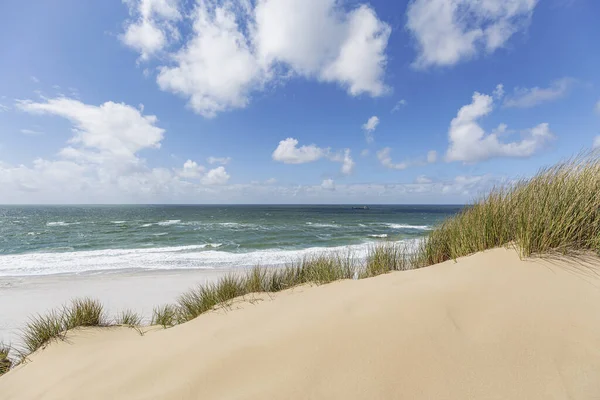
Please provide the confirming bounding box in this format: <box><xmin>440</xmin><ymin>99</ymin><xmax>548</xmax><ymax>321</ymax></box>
<box><xmin>352</xmin><ymin>206</ymin><xmax>370</xmax><ymax>210</ymax></box>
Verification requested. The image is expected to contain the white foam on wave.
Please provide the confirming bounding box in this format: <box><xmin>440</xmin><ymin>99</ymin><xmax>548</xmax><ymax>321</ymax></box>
<box><xmin>369</xmin><ymin>234</ymin><xmax>388</xmax><ymax>238</ymax></box>
<box><xmin>0</xmin><ymin>240</ymin><xmax>420</xmax><ymax>277</ymax></box>
<box><xmin>111</xmin><ymin>221</ymin><xmax>126</xmax><ymax>224</ymax></box>
<box><xmin>157</xmin><ymin>220</ymin><xmax>181</xmax><ymax>226</ymax></box>
<box><xmin>306</xmin><ymin>222</ymin><xmax>339</xmax><ymax>228</ymax></box>
<box><xmin>385</xmin><ymin>223</ymin><xmax>431</xmax><ymax>230</ymax></box>
<box><xmin>46</xmin><ymin>221</ymin><xmax>79</xmax><ymax>227</ymax></box>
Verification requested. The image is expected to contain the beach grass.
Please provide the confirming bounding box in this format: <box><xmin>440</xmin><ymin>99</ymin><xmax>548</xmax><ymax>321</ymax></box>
<box><xmin>151</xmin><ymin>305</ymin><xmax>177</xmax><ymax>328</ymax></box>
<box><xmin>65</xmin><ymin>298</ymin><xmax>107</xmax><ymax>329</ymax></box>
<box><xmin>0</xmin><ymin>343</ymin><xmax>11</xmax><ymax>376</ymax></box>
<box><xmin>116</xmin><ymin>310</ymin><xmax>143</xmax><ymax>327</ymax></box>
<box><xmin>418</xmin><ymin>153</ymin><xmax>600</xmax><ymax>265</ymax></box>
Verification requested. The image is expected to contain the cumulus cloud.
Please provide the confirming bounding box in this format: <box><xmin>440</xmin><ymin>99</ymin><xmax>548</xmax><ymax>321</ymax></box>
<box><xmin>503</xmin><ymin>78</ymin><xmax>575</xmax><ymax>108</ymax></box>
<box><xmin>1</xmin><ymin>96</ymin><xmax>231</xmax><ymax>203</ymax></box>
<box><xmin>446</xmin><ymin>91</ymin><xmax>554</xmax><ymax>163</ymax></box>
<box><xmin>332</xmin><ymin>149</ymin><xmax>355</xmax><ymax>175</ymax></box>
<box><xmin>207</xmin><ymin>156</ymin><xmax>231</xmax><ymax>165</ymax></box>
<box><xmin>125</xmin><ymin>0</ymin><xmax>391</xmax><ymax>117</ymax></box>
<box><xmin>178</xmin><ymin>159</ymin><xmax>205</xmax><ymax>178</ymax></box>
<box><xmin>406</xmin><ymin>0</ymin><xmax>539</xmax><ymax>68</ymax></box>
<box><xmin>362</xmin><ymin>116</ymin><xmax>379</xmax><ymax>143</ymax></box>
<box><xmin>272</xmin><ymin>138</ymin><xmax>327</xmax><ymax>164</ymax></box>
<box><xmin>121</xmin><ymin>0</ymin><xmax>182</xmax><ymax>60</ymax></box>
<box><xmin>321</xmin><ymin>178</ymin><xmax>335</xmax><ymax>191</ymax></box>
<box><xmin>201</xmin><ymin>166</ymin><xmax>230</xmax><ymax>185</ymax></box>
<box><xmin>272</xmin><ymin>138</ymin><xmax>354</xmax><ymax>175</ymax></box>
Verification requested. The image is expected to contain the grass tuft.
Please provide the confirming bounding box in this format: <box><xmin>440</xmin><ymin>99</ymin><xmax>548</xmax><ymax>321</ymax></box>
<box><xmin>21</xmin><ymin>310</ymin><xmax>66</xmax><ymax>355</ymax></box>
<box><xmin>64</xmin><ymin>298</ymin><xmax>107</xmax><ymax>329</ymax></box>
<box><xmin>151</xmin><ymin>305</ymin><xmax>177</xmax><ymax>328</ymax></box>
<box><xmin>116</xmin><ymin>309</ymin><xmax>143</xmax><ymax>327</ymax></box>
<box><xmin>0</xmin><ymin>342</ymin><xmax>12</xmax><ymax>376</ymax></box>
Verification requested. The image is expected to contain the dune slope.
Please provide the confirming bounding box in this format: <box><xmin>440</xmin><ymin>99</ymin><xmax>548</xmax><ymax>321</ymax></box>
<box><xmin>2</xmin><ymin>247</ymin><xmax>600</xmax><ymax>399</ymax></box>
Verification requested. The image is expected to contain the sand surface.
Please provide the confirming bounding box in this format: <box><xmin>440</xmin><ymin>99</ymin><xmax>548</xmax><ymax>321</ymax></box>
<box><xmin>0</xmin><ymin>268</ymin><xmax>242</xmax><ymax>346</ymax></box>
<box><xmin>2</xmin><ymin>247</ymin><xmax>600</xmax><ymax>399</ymax></box>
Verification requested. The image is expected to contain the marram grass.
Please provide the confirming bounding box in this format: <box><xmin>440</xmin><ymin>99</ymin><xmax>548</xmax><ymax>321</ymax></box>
<box><xmin>418</xmin><ymin>153</ymin><xmax>600</xmax><ymax>265</ymax></box>
<box><xmin>0</xmin><ymin>343</ymin><xmax>11</xmax><ymax>376</ymax></box>
<box><xmin>7</xmin><ymin>153</ymin><xmax>600</xmax><ymax>369</ymax></box>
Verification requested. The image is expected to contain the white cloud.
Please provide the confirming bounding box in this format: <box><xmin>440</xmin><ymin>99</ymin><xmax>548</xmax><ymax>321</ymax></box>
<box><xmin>493</xmin><ymin>84</ymin><xmax>504</xmax><ymax>99</ymax></box>
<box><xmin>17</xmin><ymin>97</ymin><xmax>164</xmax><ymax>166</ymax></box>
<box><xmin>272</xmin><ymin>138</ymin><xmax>354</xmax><ymax>175</ymax></box>
<box><xmin>406</xmin><ymin>0</ymin><xmax>538</xmax><ymax>68</ymax></box>
<box><xmin>377</xmin><ymin>148</ymin><xmax>437</xmax><ymax>170</ymax></box>
<box><xmin>321</xmin><ymin>178</ymin><xmax>335</xmax><ymax>191</ymax></box>
<box><xmin>415</xmin><ymin>175</ymin><xmax>432</xmax><ymax>184</ymax></box>
<box><xmin>503</xmin><ymin>78</ymin><xmax>575</xmax><ymax>108</ymax></box>
<box><xmin>207</xmin><ymin>156</ymin><xmax>232</xmax><ymax>165</ymax></box>
<box><xmin>121</xmin><ymin>0</ymin><xmax>181</xmax><ymax>60</ymax></box>
<box><xmin>272</xmin><ymin>138</ymin><xmax>327</xmax><ymax>164</ymax></box>
<box><xmin>178</xmin><ymin>159</ymin><xmax>205</xmax><ymax>178</ymax></box>
<box><xmin>1</xmin><ymin>96</ymin><xmax>236</xmax><ymax>203</ymax></box>
<box><xmin>20</xmin><ymin>129</ymin><xmax>43</xmax><ymax>136</ymax></box>
<box><xmin>337</xmin><ymin>149</ymin><xmax>355</xmax><ymax>175</ymax></box>
<box><xmin>0</xmin><ymin>104</ymin><xmax>9</xmax><ymax>112</ymax></box>
<box><xmin>594</xmin><ymin>136</ymin><xmax>600</xmax><ymax>149</ymax></box>
<box><xmin>595</xmin><ymin>100</ymin><xmax>600</xmax><ymax>114</ymax></box>
<box><xmin>265</xmin><ymin>178</ymin><xmax>277</xmax><ymax>185</ymax></box>
<box><xmin>30</xmin><ymin>76</ymin><xmax>40</xmax><ymax>83</ymax></box>
<box><xmin>427</xmin><ymin>150</ymin><xmax>437</xmax><ymax>163</ymax></box>
<box><xmin>201</xmin><ymin>166</ymin><xmax>230</xmax><ymax>185</ymax></box>
<box><xmin>392</xmin><ymin>99</ymin><xmax>407</xmax><ymax>112</ymax></box>
<box><xmin>360</xmin><ymin>149</ymin><xmax>370</xmax><ymax>157</ymax></box>
<box><xmin>362</xmin><ymin>116</ymin><xmax>379</xmax><ymax>143</ymax></box>
<box><xmin>127</xmin><ymin>0</ymin><xmax>391</xmax><ymax>117</ymax></box>
<box><xmin>377</xmin><ymin>148</ymin><xmax>408</xmax><ymax>170</ymax></box>
<box><xmin>446</xmin><ymin>91</ymin><xmax>554</xmax><ymax>163</ymax></box>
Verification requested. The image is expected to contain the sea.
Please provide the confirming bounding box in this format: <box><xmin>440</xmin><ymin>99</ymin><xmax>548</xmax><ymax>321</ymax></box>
<box><xmin>0</xmin><ymin>205</ymin><xmax>462</xmax><ymax>277</ymax></box>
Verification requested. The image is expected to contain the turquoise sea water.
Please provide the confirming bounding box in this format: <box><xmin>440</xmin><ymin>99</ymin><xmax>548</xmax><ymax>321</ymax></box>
<box><xmin>0</xmin><ymin>205</ymin><xmax>461</xmax><ymax>277</ymax></box>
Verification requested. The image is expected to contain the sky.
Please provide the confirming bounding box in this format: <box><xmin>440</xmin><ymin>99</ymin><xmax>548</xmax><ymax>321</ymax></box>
<box><xmin>0</xmin><ymin>0</ymin><xmax>599</xmax><ymax>204</ymax></box>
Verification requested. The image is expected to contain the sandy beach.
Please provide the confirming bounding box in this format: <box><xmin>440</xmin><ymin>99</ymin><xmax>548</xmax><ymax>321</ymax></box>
<box><xmin>0</xmin><ymin>268</ymin><xmax>240</xmax><ymax>347</ymax></box>
<box><xmin>2</xmin><ymin>247</ymin><xmax>600</xmax><ymax>399</ymax></box>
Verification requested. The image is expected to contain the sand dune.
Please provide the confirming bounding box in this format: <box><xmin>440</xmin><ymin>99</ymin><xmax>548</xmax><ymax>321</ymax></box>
<box><xmin>2</xmin><ymin>247</ymin><xmax>600</xmax><ymax>399</ymax></box>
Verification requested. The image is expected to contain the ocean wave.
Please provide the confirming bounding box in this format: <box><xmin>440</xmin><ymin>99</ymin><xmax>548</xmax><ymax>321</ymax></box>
<box><xmin>152</xmin><ymin>232</ymin><xmax>169</xmax><ymax>236</ymax></box>
<box><xmin>0</xmin><ymin>240</ymin><xmax>420</xmax><ymax>277</ymax></box>
<box><xmin>111</xmin><ymin>221</ymin><xmax>126</xmax><ymax>224</ymax></box>
<box><xmin>385</xmin><ymin>223</ymin><xmax>431</xmax><ymax>230</ymax></box>
<box><xmin>368</xmin><ymin>234</ymin><xmax>388</xmax><ymax>238</ymax></box>
<box><xmin>157</xmin><ymin>220</ymin><xmax>181</xmax><ymax>226</ymax></box>
<box><xmin>140</xmin><ymin>223</ymin><xmax>153</xmax><ymax>228</ymax></box>
<box><xmin>306</xmin><ymin>222</ymin><xmax>340</xmax><ymax>228</ymax></box>
<box><xmin>46</xmin><ymin>221</ymin><xmax>79</xmax><ymax>227</ymax></box>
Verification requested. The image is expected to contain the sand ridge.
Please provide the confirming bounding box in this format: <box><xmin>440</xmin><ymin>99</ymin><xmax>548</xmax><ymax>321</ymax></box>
<box><xmin>2</xmin><ymin>247</ymin><xmax>600</xmax><ymax>399</ymax></box>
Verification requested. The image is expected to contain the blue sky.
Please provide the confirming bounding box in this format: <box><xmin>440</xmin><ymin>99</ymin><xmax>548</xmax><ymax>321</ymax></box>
<box><xmin>0</xmin><ymin>0</ymin><xmax>599</xmax><ymax>204</ymax></box>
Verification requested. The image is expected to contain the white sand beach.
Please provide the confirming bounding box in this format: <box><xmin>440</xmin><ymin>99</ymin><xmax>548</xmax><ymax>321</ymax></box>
<box><xmin>2</xmin><ymin>247</ymin><xmax>600</xmax><ymax>399</ymax></box>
